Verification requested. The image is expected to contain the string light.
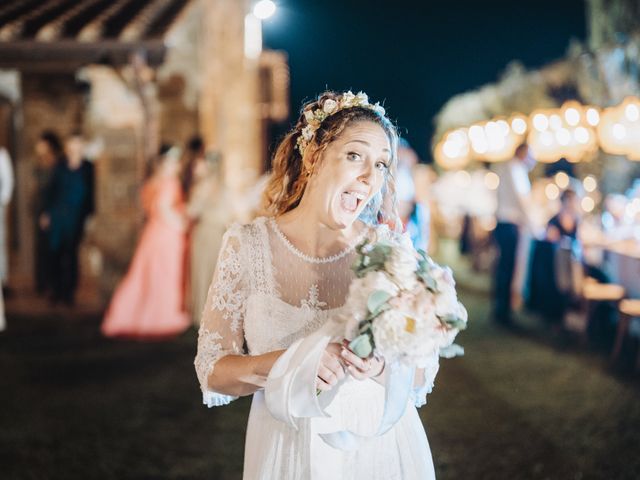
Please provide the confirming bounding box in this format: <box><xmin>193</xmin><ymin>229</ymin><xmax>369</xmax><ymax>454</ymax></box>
<box><xmin>433</xmin><ymin>97</ymin><xmax>640</xmax><ymax>170</ymax></box>
<box><xmin>545</xmin><ymin>183</ymin><xmax>560</xmax><ymax>200</ymax></box>
<box><xmin>554</xmin><ymin>172</ymin><xmax>569</xmax><ymax>189</ymax></box>
<box><xmin>583</xmin><ymin>175</ymin><xmax>597</xmax><ymax>192</ymax></box>
<box><xmin>484</xmin><ymin>171</ymin><xmax>500</xmax><ymax>190</ymax></box>
<box><xmin>581</xmin><ymin>196</ymin><xmax>595</xmax><ymax>212</ymax></box>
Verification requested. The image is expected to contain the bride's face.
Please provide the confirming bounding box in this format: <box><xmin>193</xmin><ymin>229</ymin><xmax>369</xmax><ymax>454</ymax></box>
<box><xmin>304</xmin><ymin>121</ymin><xmax>391</xmax><ymax>230</ymax></box>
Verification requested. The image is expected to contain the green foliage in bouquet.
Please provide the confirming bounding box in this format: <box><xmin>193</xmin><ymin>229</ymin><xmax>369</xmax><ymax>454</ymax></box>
<box><xmin>352</xmin><ymin>241</ymin><xmax>392</xmax><ymax>278</ymax></box>
<box><xmin>348</xmin><ymin>240</ymin><xmax>467</xmax><ymax>360</ymax></box>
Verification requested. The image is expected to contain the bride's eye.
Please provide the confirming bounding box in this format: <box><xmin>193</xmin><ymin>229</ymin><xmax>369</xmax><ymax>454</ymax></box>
<box><xmin>375</xmin><ymin>160</ymin><xmax>390</xmax><ymax>171</ymax></box>
<box><xmin>346</xmin><ymin>152</ymin><xmax>361</xmax><ymax>162</ymax></box>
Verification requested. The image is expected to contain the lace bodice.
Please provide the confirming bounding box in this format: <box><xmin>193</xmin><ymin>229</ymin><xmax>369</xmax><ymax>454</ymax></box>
<box><xmin>194</xmin><ymin>216</ymin><xmax>437</xmax><ymax>408</ymax></box>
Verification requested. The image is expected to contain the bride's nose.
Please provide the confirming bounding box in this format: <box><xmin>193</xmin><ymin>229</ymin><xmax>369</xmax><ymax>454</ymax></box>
<box><xmin>357</xmin><ymin>162</ymin><xmax>374</xmax><ymax>185</ymax></box>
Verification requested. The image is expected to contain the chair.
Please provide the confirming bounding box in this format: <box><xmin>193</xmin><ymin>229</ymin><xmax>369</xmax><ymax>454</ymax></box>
<box><xmin>580</xmin><ymin>282</ymin><xmax>625</xmax><ymax>344</ymax></box>
<box><xmin>610</xmin><ymin>299</ymin><xmax>640</xmax><ymax>370</ymax></box>
<box><xmin>558</xmin><ymin>247</ymin><xmax>625</xmax><ymax>341</ymax></box>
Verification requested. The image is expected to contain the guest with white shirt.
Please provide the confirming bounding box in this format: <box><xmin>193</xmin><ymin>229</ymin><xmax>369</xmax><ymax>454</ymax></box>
<box><xmin>492</xmin><ymin>143</ymin><xmax>536</xmax><ymax>324</ymax></box>
<box><xmin>0</xmin><ymin>146</ymin><xmax>14</xmax><ymax>331</ymax></box>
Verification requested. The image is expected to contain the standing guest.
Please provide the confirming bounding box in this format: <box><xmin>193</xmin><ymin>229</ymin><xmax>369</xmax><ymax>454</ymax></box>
<box><xmin>186</xmin><ymin>151</ymin><xmax>232</xmax><ymax>325</ymax></box>
<box><xmin>102</xmin><ymin>145</ymin><xmax>190</xmax><ymax>339</ymax></box>
<box><xmin>0</xmin><ymin>147</ymin><xmax>14</xmax><ymax>288</ymax></box>
<box><xmin>40</xmin><ymin>132</ymin><xmax>94</xmax><ymax>305</ymax></box>
<box><xmin>33</xmin><ymin>131</ymin><xmax>63</xmax><ymax>294</ymax></box>
<box><xmin>492</xmin><ymin>143</ymin><xmax>536</xmax><ymax>324</ymax></box>
<box><xmin>396</xmin><ymin>140</ymin><xmax>430</xmax><ymax>252</ymax></box>
<box><xmin>180</xmin><ymin>136</ymin><xmax>206</xmax><ymax>313</ymax></box>
<box><xmin>0</xmin><ymin>146</ymin><xmax>12</xmax><ymax>332</ymax></box>
<box><xmin>180</xmin><ymin>136</ymin><xmax>205</xmax><ymax>198</ymax></box>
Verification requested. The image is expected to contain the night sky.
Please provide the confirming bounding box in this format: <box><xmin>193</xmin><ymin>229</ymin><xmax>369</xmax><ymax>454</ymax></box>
<box><xmin>262</xmin><ymin>0</ymin><xmax>587</xmax><ymax>162</ymax></box>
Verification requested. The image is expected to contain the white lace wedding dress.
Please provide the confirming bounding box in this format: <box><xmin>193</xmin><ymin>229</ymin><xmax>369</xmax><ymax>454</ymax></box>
<box><xmin>195</xmin><ymin>216</ymin><xmax>438</xmax><ymax>479</ymax></box>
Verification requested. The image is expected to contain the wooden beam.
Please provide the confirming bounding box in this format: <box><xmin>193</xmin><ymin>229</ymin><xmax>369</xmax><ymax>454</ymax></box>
<box><xmin>0</xmin><ymin>40</ymin><xmax>167</xmax><ymax>71</ymax></box>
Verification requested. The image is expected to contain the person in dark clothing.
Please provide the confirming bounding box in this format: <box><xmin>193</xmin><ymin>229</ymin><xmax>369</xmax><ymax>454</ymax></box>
<box><xmin>33</xmin><ymin>131</ymin><xmax>64</xmax><ymax>295</ymax></box>
<box><xmin>546</xmin><ymin>189</ymin><xmax>579</xmax><ymax>244</ymax></box>
<box><xmin>547</xmin><ymin>188</ymin><xmax>608</xmax><ymax>283</ymax></box>
<box><xmin>40</xmin><ymin>133</ymin><xmax>94</xmax><ymax>305</ymax></box>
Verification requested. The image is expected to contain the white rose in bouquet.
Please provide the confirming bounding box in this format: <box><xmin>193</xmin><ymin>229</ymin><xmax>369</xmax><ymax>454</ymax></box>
<box><xmin>343</xmin><ymin>271</ymin><xmax>399</xmax><ymax>339</ymax></box>
<box><xmin>371</xmin><ymin>306</ymin><xmax>440</xmax><ymax>367</ymax></box>
<box><xmin>385</xmin><ymin>243</ymin><xmax>418</xmax><ymax>290</ymax></box>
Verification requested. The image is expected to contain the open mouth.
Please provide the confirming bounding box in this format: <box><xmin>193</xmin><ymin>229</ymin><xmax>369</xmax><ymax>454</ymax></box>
<box><xmin>340</xmin><ymin>191</ymin><xmax>367</xmax><ymax>213</ymax></box>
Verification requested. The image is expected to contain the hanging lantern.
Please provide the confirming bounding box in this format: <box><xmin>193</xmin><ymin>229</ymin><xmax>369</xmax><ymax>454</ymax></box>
<box><xmin>434</xmin><ymin>127</ymin><xmax>471</xmax><ymax>170</ymax></box>
<box><xmin>597</xmin><ymin>96</ymin><xmax>640</xmax><ymax>161</ymax></box>
<box><xmin>527</xmin><ymin>102</ymin><xmax>597</xmax><ymax>163</ymax></box>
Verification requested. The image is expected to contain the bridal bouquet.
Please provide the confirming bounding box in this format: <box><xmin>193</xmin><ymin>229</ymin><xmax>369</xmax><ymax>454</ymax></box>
<box><xmin>344</xmin><ymin>238</ymin><xmax>467</xmax><ymax>367</ymax></box>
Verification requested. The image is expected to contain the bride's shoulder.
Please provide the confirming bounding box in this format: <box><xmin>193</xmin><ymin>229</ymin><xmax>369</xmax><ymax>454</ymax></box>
<box><xmin>223</xmin><ymin>216</ymin><xmax>269</xmax><ymax>241</ymax></box>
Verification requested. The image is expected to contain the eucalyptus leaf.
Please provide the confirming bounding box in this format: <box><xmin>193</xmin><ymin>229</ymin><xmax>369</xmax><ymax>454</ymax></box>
<box><xmin>349</xmin><ymin>333</ymin><xmax>373</xmax><ymax>358</ymax></box>
<box><xmin>439</xmin><ymin>314</ymin><xmax>467</xmax><ymax>330</ymax></box>
<box><xmin>367</xmin><ymin>290</ymin><xmax>391</xmax><ymax>315</ymax></box>
<box><xmin>439</xmin><ymin>343</ymin><xmax>465</xmax><ymax>358</ymax></box>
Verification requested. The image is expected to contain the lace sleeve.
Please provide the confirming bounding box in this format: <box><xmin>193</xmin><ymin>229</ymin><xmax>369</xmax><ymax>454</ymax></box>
<box><xmin>194</xmin><ymin>224</ymin><xmax>247</xmax><ymax>407</ymax></box>
<box><xmin>412</xmin><ymin>353</ymin><xmax>440</xmax><ymax>408</ymax></box>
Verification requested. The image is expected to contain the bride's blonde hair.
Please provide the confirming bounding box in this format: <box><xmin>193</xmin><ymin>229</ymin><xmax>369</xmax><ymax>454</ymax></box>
<box><xmin>262</xmin><ymin>91</ymin><xmax>401</xmax><ymax>229</ymax></box>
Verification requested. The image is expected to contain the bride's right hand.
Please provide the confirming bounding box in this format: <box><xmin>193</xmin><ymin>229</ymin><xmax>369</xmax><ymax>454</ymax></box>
<box><xmin>316</xmin><ymin>342</ymin><xmax>346</xmax><ymax>392</ymax></box>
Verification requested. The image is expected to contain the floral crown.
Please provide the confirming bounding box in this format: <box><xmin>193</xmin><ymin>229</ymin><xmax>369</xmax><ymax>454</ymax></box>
<box><xmin>296</xmin><ymin>91</ymin><xmax>386</xmax><ymax>155</ymax></box>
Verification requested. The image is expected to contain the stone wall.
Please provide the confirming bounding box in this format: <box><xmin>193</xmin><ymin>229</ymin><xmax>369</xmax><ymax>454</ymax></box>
<box><xmin>17</xmin><ymin>73</ymin><xmax>85</xmax><ymax>278</ymax></box>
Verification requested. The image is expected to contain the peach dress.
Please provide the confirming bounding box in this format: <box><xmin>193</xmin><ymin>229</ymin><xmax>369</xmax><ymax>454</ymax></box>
<box><xmin>102</xmin><ymin>177</ymin><xmax>190</xmax><ymax>338</ymax></box>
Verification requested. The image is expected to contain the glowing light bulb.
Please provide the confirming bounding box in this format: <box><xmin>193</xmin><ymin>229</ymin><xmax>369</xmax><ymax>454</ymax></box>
<box><xmin>586</xmin><ymin>108</ymin><xmax>600</xmax><ymax>126</ymax></box>
<box><xmin>443</xmin><ymin>140</ymin><xmax>460</xmax><ymax>158</ymax></box>
<box><xmin>484</xmin><ymin>171</ymin><xmax>500</xmax><ymax>190</ymax></box>
<box><xmin>625</xmin><ymin>103</ymin><xmax>639</xmax><ymax>122</ymax></box>
<box><xmin>612</xmin><ymin>123</ymin><xmax>626</xmax><ymax>140</ymax></box>
<box><xmin>549</xmin><ymin>114</ymin><xmax>563</xmax><ymax>130</ymax></box>
<box><xmin>545</xmin><ymin>183</ymin><xmax>560</xmax><ymax>200</ymax></box>
<box><xmin>496</xmin><ymin>120</ymin><xmax>510</xmax><ymax>136</ymax></box>
<box><xmin>468</xmin><ymin>125</ymin><xmax>484</xmax><ymax>143</ymax></box>
<box><xmin>253</xmin><ymin>0</ymin><xmax>277</xmax><ymax>19</ymax></box>
<box><xmin>555</xmin><ymin>172</ymin><xmax>569</xmax><ymax>189</ymax></box>
<box><xmin>574</xmin><ymin>126</ymin><xmax>589</xmax><ymax>144</ymax></box>
<box><xmin>533</xmin><ymin>114</ymin><xmax>549</xmax><ymax>131</ymax></box>
<box><xmin>583</xmin><ymin>175</ymin><xmax>597</xmax><ymax>192</ymax></box>
<box><xmin>540</xmin><ymin>131</ymin><xmax>554</xmax><ymax>146</ymax></box>
<box><xmin>565</xmin><ymin>108</ymin><xmax>580</xmax><ymax>126</ymax></box>
<box><xmin>556</xmin><ymin>128</ymin><xmax>571</xmax><ymax>146</ymax></box>
<box><xmin>511</xmin><ymin>117</ymin><xmax>527</xmax><ymax>135</ymax></box>
<box><xmin>581</xmin><ymin>196</ymin><xmax>595</xmax><ymax>212</ymax></box>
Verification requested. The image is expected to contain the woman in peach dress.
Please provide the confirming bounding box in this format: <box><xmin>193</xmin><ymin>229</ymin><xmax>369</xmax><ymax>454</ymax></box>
<box><xmin>101</xmin><ymin>147</ymin><xmax>190</xmax><ymax>339</ymax></box>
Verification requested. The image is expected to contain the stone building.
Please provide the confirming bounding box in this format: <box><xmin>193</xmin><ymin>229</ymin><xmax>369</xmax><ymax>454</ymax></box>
<box><xmin>0</xmin><ymin>0</ymin><xmax>289</xmax><ymax>299</ymax></box>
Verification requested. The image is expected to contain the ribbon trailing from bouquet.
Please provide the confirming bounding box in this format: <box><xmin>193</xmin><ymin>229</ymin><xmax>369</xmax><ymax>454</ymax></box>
<box><xmin>265</xmin><ymin>319</ymin><xmax>415</xmax><ymax>451</ymax></box>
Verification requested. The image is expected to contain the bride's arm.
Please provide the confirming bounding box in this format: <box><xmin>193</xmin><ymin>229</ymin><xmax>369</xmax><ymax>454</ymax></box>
<box><xmin>205</xmin><ymin>350</ymin><xmax>285</xmax><ymax>397</ymax></box>
<box><xmin>194</xmin><ymin>225</ymin><xmax>255</xmax><ymax>406</ymax></box>
<box><xmin>195</xmin><ymin>225</ymin><xmax>347</xmax><ymax>405</ymax></box>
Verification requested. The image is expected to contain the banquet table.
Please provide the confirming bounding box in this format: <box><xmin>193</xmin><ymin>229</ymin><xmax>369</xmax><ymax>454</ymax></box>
<box><xmin>605</xmin><ymin>240</ymin><xmax>640</xmax><ymax>298</ymax></box>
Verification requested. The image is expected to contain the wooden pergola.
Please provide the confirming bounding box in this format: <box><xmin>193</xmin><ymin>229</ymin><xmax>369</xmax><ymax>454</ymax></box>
<box><xmin>0</xmin><ymin>0</ymin><xmax>189</xmax><ymax>69</ymax></box>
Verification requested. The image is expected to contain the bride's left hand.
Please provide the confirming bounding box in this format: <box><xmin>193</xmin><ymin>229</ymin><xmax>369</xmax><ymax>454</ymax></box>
<box><xmin>340</xmin><ymin>340</ymin><xmax>385</xmax><ymax>380</ymax></box>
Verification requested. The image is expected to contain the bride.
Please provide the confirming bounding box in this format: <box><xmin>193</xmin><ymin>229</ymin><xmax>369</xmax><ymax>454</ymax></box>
<box><xmin>195</xmin><ymin>91</ymin><xmax>438</xmax><ymax>479</ymax></box>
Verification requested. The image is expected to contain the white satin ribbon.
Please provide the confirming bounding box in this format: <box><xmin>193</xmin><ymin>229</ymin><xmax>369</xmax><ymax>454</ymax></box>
<box><xmin>265</xmin><ymin>320</ymin><xmax>414</xmax><ymax>450</ymax></box>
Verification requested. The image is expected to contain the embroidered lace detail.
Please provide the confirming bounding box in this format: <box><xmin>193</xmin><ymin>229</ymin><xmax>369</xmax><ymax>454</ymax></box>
<box><xmin>300</xmin><ymin>284</ymin><xmax>328</xmax><ymax>310</ymax></box>
<box><xmin>269</xmin><ymin>217</ymin><xmax>366</xmax><ymax>264</ymax></box>
<box><xmin>243</xmin><ymin>218</ymin><xmax>277</xmax><ymax>296</ymax></box>
<box><xmin>194</xmin><ymin>327</ymin><xmax>224</xmax><ymax>390</ymax></box>
<box><xmin>208</xmin><ymin>224</ymin><xmax>245</xmax><ymax>333</ymax></box>
<box><xmin>194</xmin><ymin>325</ymin><xmax>244</xmax><ymax>406</ymax></box>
